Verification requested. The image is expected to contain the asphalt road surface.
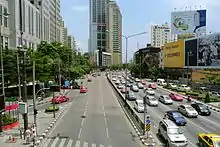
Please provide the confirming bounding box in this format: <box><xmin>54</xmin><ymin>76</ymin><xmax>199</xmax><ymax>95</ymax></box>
<box><xmin>117</xmin><ymin>79</ymin><xmax>220</xmax><ymax>147</ymax></box>
<box><xmin>40</xmin><ymin>74</ymin><xmax>142</xmax><ymax>147</ymax></box>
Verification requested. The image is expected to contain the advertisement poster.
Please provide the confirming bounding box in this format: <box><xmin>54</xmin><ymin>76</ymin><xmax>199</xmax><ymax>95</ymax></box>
<box><xmin>164</xmin><ymin>40</ymin><xmax>185</xmax><ymax>68</ymax></box>
<box><xmin>197</xmin><ymin>33</ymin><xmax>220</xmax><ymax>68</ymax></box>
<box><xmin>184</xmin><ymin>38</ymin><xmax>198</xmax><ymax>67</ymax></box>
<box><xmin>171</xmin><ymin>10</ymin><xmax>206</xmax><ymax>36</ymax></box>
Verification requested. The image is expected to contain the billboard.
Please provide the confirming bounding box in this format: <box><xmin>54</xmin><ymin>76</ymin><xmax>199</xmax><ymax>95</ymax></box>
<box><xmin>164</xmin><ymin>40</ymin><xmax>185</xmax><ymax>68</ymax></box>
<box><xmin>184</xmin><ymin>38</ymin><xmax>198</xmax><ymax>67</ymax></box>
<box><xmin>171</xmin><ymin>10</ymin><xmax>206</xmax><ymax>36</ymax></box>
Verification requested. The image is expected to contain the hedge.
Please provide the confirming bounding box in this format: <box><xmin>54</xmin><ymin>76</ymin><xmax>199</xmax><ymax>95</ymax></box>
<box><xmin>45</xmin><ymin>105</ymin><xmax>59</xmax><ymax>112</ymax></box>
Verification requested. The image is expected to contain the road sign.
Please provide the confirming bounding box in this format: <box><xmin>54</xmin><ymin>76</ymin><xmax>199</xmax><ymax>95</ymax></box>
<box><xmin>146</xmin><ymin>124</ymin><xmax>151</xmax><ymax>132</ymax></box>
<box><xmin>18</xmin><ymin>102</ymin><xmax>27</xmax><ymax>114</ymax></box>
<box><xmin>146</xmin><ymin>119</ymin><xmax>150</xmax><ymax>124</ymax></box>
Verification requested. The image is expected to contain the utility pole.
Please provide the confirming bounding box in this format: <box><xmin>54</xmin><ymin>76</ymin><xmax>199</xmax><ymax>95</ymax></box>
<box><xmin>187</xmin><ymin>51</ymin><xmax>193</xmax><ymax>85</ymax></box>
<box><xmin>143</xmin><ymin>96</ymin><xmax>147</xmax><ymax>136</ymax></box>
<box><xmin>19</xmin><ymin>0</ymin><xmax>28</xmax><ymax>131</ymax></box>
<box><xmin>32</xmin><ymin>55</ymin><xmax>37</xmax><ymax>136</ymax></box>
<box><xmin>59</xmin><ymin>60</ymin><xmax>61</xmax><ymax>93</ymax></box>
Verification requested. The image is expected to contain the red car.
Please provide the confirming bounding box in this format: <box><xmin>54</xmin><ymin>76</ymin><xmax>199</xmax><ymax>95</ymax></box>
<box><xmin>141</xmin><ymin>80</ymin><xmax>146</xmax><ymax>85</ymax></box>
<box><xmin>51</xmin><ymin>95</ymin><xmax>69</xmax><ymax>104</ymax></box>
<box><xmin>148</xmin><ymin>83</ymin><xmax>156</xmax><ymax>89</ymax></box>
<box><xmin>169</xmin><ymin>93</ymin><xmax>183</xmax><ymax>101</ymax></box>
<box><xmin>120</xmin><ymin>87</ymin><xmax>129</xmax><ymax>94</ymax></box>
<box><xmin>80</xmin><ymin>86</ymin><xmax>88</xmax><ymax>93</ymax></box>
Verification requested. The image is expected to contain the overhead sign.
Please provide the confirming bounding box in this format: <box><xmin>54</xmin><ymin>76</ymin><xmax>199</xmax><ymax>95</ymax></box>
<box><xmin>164</xmin><ymin>40</ymin><xmax>185</xmax><ymax>68</ymax></box>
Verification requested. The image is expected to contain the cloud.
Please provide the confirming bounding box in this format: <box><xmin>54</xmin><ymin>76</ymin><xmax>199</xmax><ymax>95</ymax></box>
<box><xmin>71</xmin><ymin>5</ymin><xmax>88</xmax><ymax>11</ymax></box>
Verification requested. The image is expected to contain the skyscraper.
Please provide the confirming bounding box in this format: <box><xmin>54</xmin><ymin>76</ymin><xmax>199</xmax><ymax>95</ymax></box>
<box><xmin>89</xmin><ymin>0</ymin><xmax>110</xmax><ymax>67</ymax></box>
<box><xmin>108</xmin><ymin>1</ymin><xmax>122</xmax><ymax>65</ymax></box>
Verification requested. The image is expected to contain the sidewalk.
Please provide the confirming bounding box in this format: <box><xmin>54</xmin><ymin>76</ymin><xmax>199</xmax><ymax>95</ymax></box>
<box><xmin>0</xmin><ymin>89</ymin><xmax>78</xmax><ymax>147</ymax></box>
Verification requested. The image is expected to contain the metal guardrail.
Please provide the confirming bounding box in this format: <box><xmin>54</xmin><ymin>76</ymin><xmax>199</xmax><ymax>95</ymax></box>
<box><xmin>107</xmin><ymin>76</ymin><xmax>145</xmax><ymax>134</ymax></box>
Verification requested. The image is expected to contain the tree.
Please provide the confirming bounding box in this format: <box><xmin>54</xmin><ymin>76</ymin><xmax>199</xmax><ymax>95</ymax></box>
<box><xmin>204</xmin><ymin>93</ymin><xmax>210</xmax><ymax>103</ymax></box>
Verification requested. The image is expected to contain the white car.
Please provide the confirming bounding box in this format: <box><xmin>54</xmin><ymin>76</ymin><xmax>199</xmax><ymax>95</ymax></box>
<box><xmin>115</xmin><ymin>80</ymin><xmax>120</xmax><ymax>85</ymax></box>
<box><xmin>118</xmin><ymin>75</ymin><xmax>122</xmax><ymax>78</ymax></box>
<box><xmin>145</xmin><ymin>88</ymin><xmax>155</xmax><ymax>95</ymax></box>
<box><xmin>112</xmin><ymin>77</ymin><xmax>117</xmax><ymax>81</ymax></box>
<box><xmin>131</xmin><ymin>85</ymin><xmax>139</xmax><ymax>92</ymax></box>
<box><xmin>121</xmin><ymin>80</ymin><xmax>126</xmax><ymax>84</ymax></box>
<box><xmin>169</xmin><ymin>83</ymin><xmax>177</xmax><ymax>89</ymax></box>
<box><xmin>178</xmin><ymin>104</ymin><xmax>198</xmax><ymax>117</ymax></box>
<box><xmin>134</xmin><ymin>100</ymin><xmax>144</xmax><ymax>112</ymax></box>
<box><xmin>137</xmin><ymin>83</ymin><xmax>144</xmax><ymax>89</ymax></box>
<box><xmin>135</xmin><ymin>78</ymin><xmax>140</xmax><ymax>82</ymax></box>
<box><xmin>117</xmin><ymin>84</ymin><xmax>123</xmax><ymax>89</ymax></box>
<box><xmin>178</xmin><ymin>85</ymin><xmax>191</xmax><ymax>91</ymax></box>
<box><xmin>145</xmin><ymin>96</ymin><xmax>158</xmax><ymax>106</ymax></box>
<box><xmin>159</xmin><ymin>95</ymin><xmax>173</xmax><ymax>104</ymax></box>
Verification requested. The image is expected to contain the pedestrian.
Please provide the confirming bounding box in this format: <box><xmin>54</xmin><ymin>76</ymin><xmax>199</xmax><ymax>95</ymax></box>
<box><xmin>25</xmin><ymin>128</ymin><xmax>31</xmax><ymax>144</ymax></box>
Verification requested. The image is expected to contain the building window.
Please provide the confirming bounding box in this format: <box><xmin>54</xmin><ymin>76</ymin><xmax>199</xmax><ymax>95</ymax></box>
<box><xmin>97</xmin><ymin>33</ymin><xmax>101</xmax><ymax>39</ymax></box>
<box><xmin>97</xmin><ymin>40</ymin><xmax>101</xmax><ymax>46</ymax></box>
<box><xmin>3</xmin><ymin>7</ymin><xmax>7</xmax><ymax>27</ymax></box>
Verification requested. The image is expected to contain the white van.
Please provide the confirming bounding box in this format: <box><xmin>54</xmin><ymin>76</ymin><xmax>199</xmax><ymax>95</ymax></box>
<box><xmin>157</xmin><ymin>79</ymin><xmax>166</xmax><ymax>86</ymax></box>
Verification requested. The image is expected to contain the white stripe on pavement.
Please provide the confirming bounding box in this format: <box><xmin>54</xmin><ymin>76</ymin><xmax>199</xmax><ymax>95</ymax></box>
<box><xmin>67</xmin><ymin>139</ymin><xmax>73</xmax><ymax>147</ymax></box>
<box><xmin>51</xmin><ymin>137</ymin><xmax>59</xmax><ymax>147</ymax></box>
<box><xmin>75</xmin><ymin>140</ymin><xmax>80</xmax><ymax>147</ymax></box>
<box><xmin>91</xmin><ymin>143</ymin><xmax>96</xmax><ymax>147</ymax></box>
<box><xmin>43</xmin><ymin>138</ymin><xmax>52</xmax><ymax>147</ymax></box>
<box><xmin>100</xmin><ymin>144</ymin><xmax>104</xmax><ymax>147</ymax></box>
<box><xmin>83</xmin><ymin>142</ymin><xmax>89</xmax><ymax>147</ymax></box>
<box><xmin>59</xmin><ymin>138</ymin><xmax>67</xmax><ymax>147</ymax></box>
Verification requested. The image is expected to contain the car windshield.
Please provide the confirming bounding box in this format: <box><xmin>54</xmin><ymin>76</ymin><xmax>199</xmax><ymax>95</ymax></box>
<box><xmin>164</xmin><ymin>96</ymin><xmax>170</xmax><ymax>100</ymax></box>
<box><xmin>150</xmin><ymin>98</ymin><xmax>157</xmax><ymax>101</ymax></box>
<box><xmin>198</xmin><ymin>105</ymin><xmax>207</xmax><ymax>109</ymax></box>
<box><xmin>138</xmin><ymin>103</ymin><xmax>144</xmax><ymax>107</ymax></box>
<box><xmin>213</xmin><ymin>140</ymin><xmax>220</xmax><ymax>147</ymax></box>
<box><xmin>168</xmin><ymin>128</ymin><xmax>183</xmax><ymax>134</ymax></box>
<box><xmin>186</xmin><ymin>107</ymin><xmax>195</xmax><ymax>111</ymax></box>
<box><xmin>130</xmin><ymin>93</ymin><xmax>135</xmax><ymax>97</ymax></box>
<box><xmin>172</xmin><ymin>112</ymin><xmax>182</xmax><ymax>118</ymax></box>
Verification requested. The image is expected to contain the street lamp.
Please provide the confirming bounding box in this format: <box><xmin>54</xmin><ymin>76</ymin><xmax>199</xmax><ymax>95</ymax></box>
<box><xmin>106</xmin><ymin>30</ymin><xmax>147</xmax><ymax>99</ymax></box>
<box><xmin>0</xmin><ymin>12</ymin><xmax>10</xmax><ymax>96</ymax></box>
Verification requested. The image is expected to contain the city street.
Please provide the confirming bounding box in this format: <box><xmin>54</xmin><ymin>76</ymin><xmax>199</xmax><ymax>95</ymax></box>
<box><xmin>116</xmin><ymin>79</ymin><xmax>220</xmax><ymax>147</ymax></box>
<box><xmin>40</xmin><ymin>74</ymin><xmax>142</xmax><ymax>147</ymax></box>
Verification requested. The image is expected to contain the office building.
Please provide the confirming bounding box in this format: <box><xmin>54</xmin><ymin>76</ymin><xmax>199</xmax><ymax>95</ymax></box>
<box><xmin>108</xmin><ymin>0</ymin><xmax>122</xmax><ymax>65</ymax></box>
<box><xmin>89</xmin><ymin>0</ymin><xmax>110</xmax><ymax>66</ymax></box>
<box><xmin>49</xmin><ymin>0</ymin><xmax>61</xmax><ymax>42</ymax></box>
<box><xmin>0</xmin><ymin>0</ymin><xmax>10</xmax><ymax>49</ymax></box>
<box><xmin>94</xmin><ymin>50</ymin><xmax>111</xmax><ymax>67</ymax></box>
<box><xmin>149</xmin><ymin>23</ymin><xmax>171</xmax><ymax>48</ymax></box>
<box><xmin>67</xmin><ymin>35</ymin><xmax>75</xmax><ymax>50</ymax></box>
<box><xmin>8</xmin><ymin>0</ymin><xmax>41</xmax><ymax>49</ymax></box>
<box><xmin>60</xmin><ymin>19</ymin><xmax>68</xmax><ymax>45</ymax></box>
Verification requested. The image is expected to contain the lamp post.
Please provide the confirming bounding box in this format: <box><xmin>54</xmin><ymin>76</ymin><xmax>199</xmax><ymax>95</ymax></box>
<box><xmin>106</xmin><ymin>30</ymin><xmax>147</xmax><ymax>100</ymax></box>
<box><xmin>0</xmin><ymin>12</ymin><xmax>10</xmax><ymax>96</ymax></box>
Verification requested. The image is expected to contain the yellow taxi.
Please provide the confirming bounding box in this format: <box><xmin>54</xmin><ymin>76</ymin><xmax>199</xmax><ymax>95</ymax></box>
<box><xmin>198</xmin><ymin>133</ymin><xmax>220</xmax><ymax>147</ymax></box>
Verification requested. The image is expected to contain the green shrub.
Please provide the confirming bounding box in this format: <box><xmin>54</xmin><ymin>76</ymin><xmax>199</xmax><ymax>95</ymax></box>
<box><xmin>5</xmin><ymin>97</ymin><xmax>17</xmax><ymax>102</ymax></box>
<box><xmin>177</xmin><ymin>88</ymin><xmax>186</xmax><ymax>92</ymax></box>
<box><xmin>2</xmin><ymin>115</ymin><xmax>17</xmax><ymax>125</ymax></box>
<box><xmin>185</xmin><ymin>91</ymin><xmax>199</xmax><ymax>96</ymax></box>
<box><xmin>204</xmin><ymin>93</ymin><xmax>210</xmax><ymax>103</ymax></box>
<box><xmin>45</xmin><ymin>105</ymin><xmax>59</xmax><ymax>112</ymax></box>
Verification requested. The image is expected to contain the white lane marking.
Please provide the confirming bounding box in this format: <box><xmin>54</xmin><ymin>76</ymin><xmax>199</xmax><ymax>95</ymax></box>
<box><xmin>104</xmin><ymin>117</ymin><xmax>108</xmax><ymax>126</ymax></box>
<box><xmin>91</xmin><ymin>143</ymin><xmax>96</xmax><ymax>147</ymax></box>
<box><xmin>100</xmin><ymin>144</ymin><xmax>104</xmax><ymax>147</ymax></box>
<box><xmin>106</xmin><ymin>127</ymin><xmax>110</xmax><ymax>138</ymax></box>
<box><xmin>81</xmin><ymin>118</ymin><xmax>85</xmax><ymax>126</ymax></box>
<box><xmin>59</xmin><ymin>138</ymin><xmax>66</xmax><ymax>146</ymax></box>
<box><xmin>43</xmin><ymin>138</ymin><xmax>52</xmax><ymax>147</ymax></box>
<box><xmin>51</xmin><ymin>137</ymin><xmax>59</xmax><ymax>147</ymax></box>
<box><xmin>77</xmin><ymin>128</ymin><xmax>82</xmax><ymax>139</ymax></box>
<box><xmin>66</xmin><ymin>139</ymin><xmax>73</xmax><ymax>147</ymax></box>
<box><xmin>83</xmin><ymin>142</ymin><xmax>89</xmax><ymax>147</ymax></box>
<box><xmin>75</xmin><ymin>140</ymin><xmax>80</xmax><ymax>147</ymax></box>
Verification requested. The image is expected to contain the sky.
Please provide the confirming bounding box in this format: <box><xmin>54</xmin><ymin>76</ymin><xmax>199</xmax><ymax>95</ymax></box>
<box><xmin>60</xmin><ymin>0</ymin><xmax>220</xmax><ymax>62</ymax></box>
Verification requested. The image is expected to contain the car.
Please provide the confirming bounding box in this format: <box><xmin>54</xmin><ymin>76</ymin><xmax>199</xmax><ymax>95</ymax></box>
<box><xmin>158</xmin><ymin>119</ymin><xmax>187</xmax><ymax>147</ymax></box>
<box><xmin>177</xmin><ymin>104</ymin><xmax>198</xmax><ymax>118</ymax></box>
<box><xmin>120</xmin><ymin>87</ymin><xmax>129</xmax><ymax>94</ymax></box>
<box><xmin>130</xmin><ymin>85</ymin><xmax>139</xmax><ymax>92</ymax></box>
<box><xmin>112</xmin><ymin>77</ymin><xmax>117</xmax><ymax>81</ymax></box>
<box><xmin>169</xmin><ymin>93</ymin><xmax>184</xmax><ymax>101</ymax></box>
<box><xmin>168</xmin><ymin>83</ymin><xmax>177</xmax><ymax>89</ymax></box>
<box><xmin>121</xmin><ymin>80</ymin><xmax>126</xmax><ymax>84</ymax></box>
<box><xmin>125</xmin><ymin>92</ymin><xmax>137</xmax><ymax>101</ymax></box>
<box><xmin>135</xmin><ymin>78</ymin><xmax>140</xmax><ymax>82</ymax></box>
<box><xmin>198</xmin><ymin>133</ymin><xmax>220</xmax><ymax>147</ymax></box>
<box><xmin>117</xmin><ymin>84</ymin><xmax>124</xmax><ymax>89</ymax></box>
<box><xmin>191</xmin><ymin>103</ymin><xmax>211</xmax><ymax>116</ymax></box>
<box><xmin>148</xmin><ymin>83</ymin><xmax>157</xmax><ymax>89</ymax></box>
<box><xmin>145</xmin><ymin>96</ymin><xmax>158</xmax><ymax>106</ymax></box>
<box><xmin>51</xmin><ymin>95</ymin><xmax>68</xmax><ymax>104</ymax></box>
<box><xmin>134</xmin><ymin>100</ymin><xmax>144</xmax><ymax>112</ymax></box>
<box><xmin>80</xmin><ymin>86</ymin><xmax>88</xmax><ymax>93</ymax></box>
<box><xmin>166</xmin><ymin>110</ymin><xmax>187</xmax><ymax>126</ymax></box>
<box><xmin>159</xmin><ymin>95</ymin><xmax>173</xmax><ymax>104</ymax></box>
<box><xmin>137</xmin><ymin>83</ymin><xmax>144</xmax><ymax>89</ymax></box>
<box><xmin>145</xmin><ymin>88</ymin><xmax>155</xmax><ymax>95</ymax></box>
<box><xmin>126</xmin><ymin>83</ymin><xmax>131</xmax><ymax>87</ymax></box>
<box><xmin>178</xmin><ymin>84</ymin><xmax>191</xmax><ymax>91</ymax></box>
<box><xmin>140</xmin><ymin>80</ymin><xmax>146</xmax><ymax>85</ymax></box>
<box><xmin>115</xmin><ymin>80</ymin><xmax>120</xmax><ymax>85</ymax></box>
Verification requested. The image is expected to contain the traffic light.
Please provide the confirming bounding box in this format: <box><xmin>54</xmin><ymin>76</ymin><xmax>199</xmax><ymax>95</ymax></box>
<box><xmin>34</xmin><ymin>109</ymin><xmax>38</xmax><ymax>115</ymax></box>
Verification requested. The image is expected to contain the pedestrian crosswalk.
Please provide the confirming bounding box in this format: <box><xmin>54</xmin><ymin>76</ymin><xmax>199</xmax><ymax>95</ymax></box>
<box><xmin>42</xmin><ymin>137</ymin><xmax>112</xmax><ymax>147</ymax></box>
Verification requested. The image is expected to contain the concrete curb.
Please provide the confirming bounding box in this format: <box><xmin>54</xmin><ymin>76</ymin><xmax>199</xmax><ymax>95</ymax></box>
<box><xmin>158</xmin><ymin>86</ymin><xmax>220</xmax><ymax>113</ymax></box>
<box><xmin>107</xmin><ymin>76</ymin><xmax>156</xmax><ymax>146</ymax></box>
<box><xmin>34</xmin><ymin>106</ymin><xmax>68</xmax><ymax>146</ymax></box>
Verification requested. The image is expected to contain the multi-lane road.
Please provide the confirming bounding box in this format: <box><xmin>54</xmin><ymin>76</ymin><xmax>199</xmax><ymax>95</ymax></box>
<box><xmin>40</xmin><ymin>74</ymin><xmax>142</xmax><ymax>147</ymax></box>
<box><xmin>114</xmin><ymin>77</ymin><xmax>220</xmax><ymax>146</ymax></box>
